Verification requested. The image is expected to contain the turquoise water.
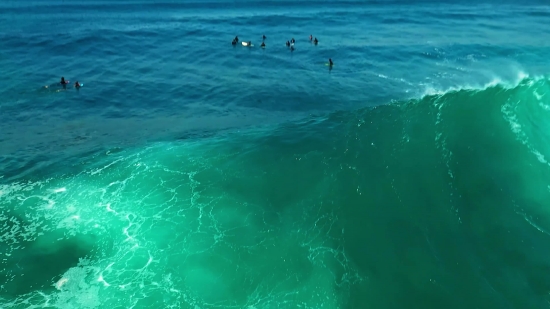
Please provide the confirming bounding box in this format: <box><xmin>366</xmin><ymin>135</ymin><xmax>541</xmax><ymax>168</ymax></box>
<box><xmin>2</xmin><ymin>1</ymin><xmax>550</xmax><ymax>308</ymax></box>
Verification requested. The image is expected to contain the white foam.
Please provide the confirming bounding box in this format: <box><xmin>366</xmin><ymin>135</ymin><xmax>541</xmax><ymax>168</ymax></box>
<box><xmin>89</xmin><ymin>158</ymin><xmax>124</xmax><ymax>176</ymax></box>
<box><xmin>420</xmin><ymin>71</ymin><xmax>546</xmax><ymax>99</ymax></box>
<box><xmin>501</xmin><ymin>99</ymin><xmax>550</xmax><ymax>166</ymax></box>
<box><xmin>0</xmin><ymin>143</ymin><xmax>363</xmax><ymax>309</ymax></box>
<box><xmin>539</xmin><ymin>103</ymin><xmax>550</xmax><ymax>111</ymax></box>
<box><xmin>51</xmin><ymin>262</ymin><xmax>102</xmax><ymax>308</ymax></box>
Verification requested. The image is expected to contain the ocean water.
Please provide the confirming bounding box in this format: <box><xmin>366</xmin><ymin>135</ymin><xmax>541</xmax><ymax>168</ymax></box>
<box><xmin>2</xmin><ymin>0</ymin><xmax>550</xmax><ymax>308</ymax></box>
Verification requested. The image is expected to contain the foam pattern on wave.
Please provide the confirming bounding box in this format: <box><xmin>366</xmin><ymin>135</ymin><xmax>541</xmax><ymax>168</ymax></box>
<box><xmin>0</xmin><ymin>139</ymin><xmax>362</xmax><ymax>308</ymax></box>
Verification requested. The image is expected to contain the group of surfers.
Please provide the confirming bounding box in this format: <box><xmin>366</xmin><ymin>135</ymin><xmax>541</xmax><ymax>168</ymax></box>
<box><xmin>59</xmin><ymin>77</ymin><xmax>81</xmax><ymax>88</ymax></box>
<box><xmin>57</xmin><ymin>34</ymin><xmax>332</xmax><ymax>88</ymax></box>
<box><xmin>231</xmin><ymin>34</ymin><xmax>332</xmax><ymax>66</ymax></box>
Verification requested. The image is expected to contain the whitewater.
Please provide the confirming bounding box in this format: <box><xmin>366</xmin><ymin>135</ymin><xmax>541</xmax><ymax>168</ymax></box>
<box><xmin>2</xmin><ymin>1</ymin><xmax>550</xmax><ymax>308</ymax></box>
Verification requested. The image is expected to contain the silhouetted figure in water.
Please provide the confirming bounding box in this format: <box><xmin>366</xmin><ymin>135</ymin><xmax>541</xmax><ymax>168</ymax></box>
<box><xmin>328</xmin><ymin>58</ymin><xmax>333</xmax><ymax>66</ymax></box>
<box><xmin>263</xmin><ymin>35</ymin><xmax>266</xmax><ymax>40</ymax></box>
<box><xmin>60</xmin><ymin>77</ymin><xmax>68</xmax><ymax>89</ymax></box>
<box><xmin>314</xmin><ymin>37</ymin><xmax>318</xmax><ymax>44</ymax></box>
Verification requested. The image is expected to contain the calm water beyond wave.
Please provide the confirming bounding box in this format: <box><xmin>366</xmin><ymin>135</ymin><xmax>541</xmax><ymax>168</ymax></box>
<box><xmin>2</xmin><ymin>0</ymin><xmax>550</xmax><ymax>308</ymax></box>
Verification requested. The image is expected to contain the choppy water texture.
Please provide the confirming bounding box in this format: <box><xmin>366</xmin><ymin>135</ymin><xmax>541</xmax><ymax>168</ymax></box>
<box><xmin>2</xmin><ymin>0</ymin><xmax>550</xmax><ymax>308</ymax></box>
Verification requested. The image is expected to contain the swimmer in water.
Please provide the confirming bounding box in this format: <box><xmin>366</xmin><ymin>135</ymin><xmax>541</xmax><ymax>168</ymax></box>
<box><xmin>291</xmin><ymin>38</ymin><xmax>295</xmax><ymax>44</ymax></box>
<box><xmin>234</xmin><ymin>36</ymin><xmax>239</xmax><ymax>42</ymax></box>
<box><xmin>75</xmin><ymin>81</ymin><xmax>81</xmax><ymax>88</ymax></box>
<box><xmin>261</xmin><ymin>42</ymin><xmax>265</xmax><ymax>48</ymax></box>
<box><xmin>286</xmin><ymin>41</ymin><xmax>290</xmax><ymax>47</ymax></box>
<box><xmin>314</xmin><ymin>37</ymin><xmax>318</xmax><ymax>44</ymax></box>
<box><xmin>309</xmin><ymin>34</ymin><xmax>312</xmax><ymax>41</ymax></box>
<box><xmin>328</xmin><ymin>58</ymin><xmax>333</xmax><ymax>66</ymax></box>
<box><xmin>60</xmin><ymin>76</ymin><xmax>69</xmax><ymax>89</ymax></box>
<box><xmin>263</xmin><ymin>35</ymin><xmax>266</xmax><ymax>40</ymax></box>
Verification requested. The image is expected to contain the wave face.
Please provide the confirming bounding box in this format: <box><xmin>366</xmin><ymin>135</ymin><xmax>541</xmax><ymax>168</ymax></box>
<box><xmin>2</xmin><ymin>77</ymin><xmax>550</xmax><ymax>308</ymax></box>
<box><xmin>3</xmin><ymin>0</ymin><xmax>550</xmax><ymax>308</ymax></box>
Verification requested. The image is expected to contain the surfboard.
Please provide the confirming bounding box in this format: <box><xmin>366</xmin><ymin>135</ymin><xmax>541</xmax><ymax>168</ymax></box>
<box><xmin>325</xmin><ymin>63</ymin><xmax>334</xmax><ymax>66</ymax></box>
<box><xmin>242</xmin><ymin>42</ymin><xmax>253</xmax><ymax>47</ymax></box>
<box><xmin>78</xmin><ymin>83</ymin><xmax>84</xmax><ymax>87</ymax></box>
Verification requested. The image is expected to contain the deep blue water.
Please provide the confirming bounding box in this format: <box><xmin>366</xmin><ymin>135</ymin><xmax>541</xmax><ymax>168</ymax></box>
<box><xmin>2</xmin><ymin>0</ymin><xmax>549</xmax><ymax>159</ymax></box>
<box><xmin>2</xmin><ymin>1</ymin><xmax>550</xmax><ymax>308</ymax></box>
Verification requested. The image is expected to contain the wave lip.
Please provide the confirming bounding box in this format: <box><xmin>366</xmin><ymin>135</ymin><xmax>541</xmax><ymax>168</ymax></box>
<box><xmin>420</xmin><ymin>71</ymin><xmax>544</xmax><ymax>98</ymax></box>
